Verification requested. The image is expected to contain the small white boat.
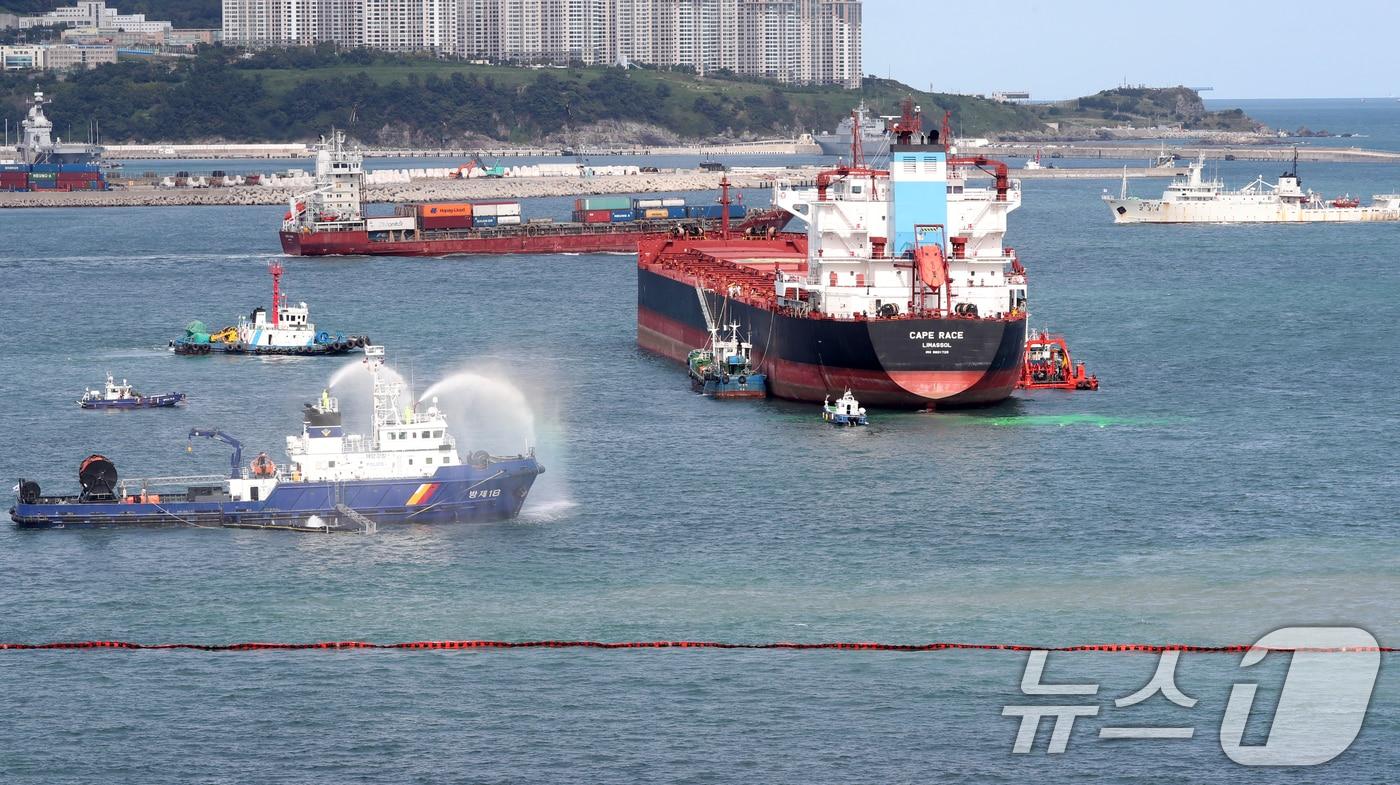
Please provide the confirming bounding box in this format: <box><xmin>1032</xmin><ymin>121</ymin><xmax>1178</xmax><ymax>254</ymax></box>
<box><xmin>822</xmin><ymin>389</ymin><xmax>868</xmax><ymax>426</ymax></box>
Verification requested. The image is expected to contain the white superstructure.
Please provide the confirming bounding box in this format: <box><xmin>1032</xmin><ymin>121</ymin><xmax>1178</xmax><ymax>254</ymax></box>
<box><xmin>1104</xmin><ymin>155</ymin><xmax>1400</xmax><ymax>223</ymax></box>
<box><xmin>285</xmin><ymin>131</ymin><xmax>364</xmax><ymax>230</ymax></box>
<box><xmin>771</xmin><ymin>134</ymin><xmax>1028</xmax><ymax>323</ymax></box>
<box><xmin>283</xmin><ymin>346</ymin><xmax>461</xmax><ymax>484</ymax></box>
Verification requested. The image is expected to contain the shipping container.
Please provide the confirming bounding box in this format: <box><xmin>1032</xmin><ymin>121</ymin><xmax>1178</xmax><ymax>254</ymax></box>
<box><xmin>472</xmin><ymin>215</ymin><xmax>498</xmax><ymax>228</ymax></box>
<box><xmin>643</xmin><ymin>208</ymin><xmax>668</xmax><ymax>219</ymax></box>
<box><xmin>495</xmin><ymin>202</ymin><xmax>521</xmax><ymax>217</ymax></box>
<box><xmin>609</xmin><ymin>209</ymin><xmax>634</xmax><ymax>222</ymax></box>
<box><xmin>58</xmin><ymin>163</ymin><xmax>99</xmax><ymax>173</ymax></box>
<box><xmin>581</xmin><ymin>196</ymin><xmax>631</xmax><ymax>210</ymax></box>
<box><xmin>661</xmin><ymin>198</ymin><xmax>686</xmax><ymax>207</ymax></box>
<box><xmin>635</xmin><ymin>198</ymin><xmax>663</xmax><ymax>209</ymax></box>
<box><xmin>417</xmin><ymin>202</ymin><xmax>473</xmax><ymax>218</ymax></box>
<box><xmin>666</xmin><ymin>206</ymin><xmax>686</xmax><ymax>219</ymax></box>
<box><xmin>420</xmin><ymin>215</ymin><xmax>474</xmax><ymax>231</ymax></box>
<box><xmin>366</xmin><ymin>216</ymin><xmax>417</xmax><ymax>232</ymax></box>
<box><xmin>496</xmin><ymin>215</ymin><xmax>521</xmax><ymax>226</ymax></box>
<box><xmin>579</xmin><ymin>209</ymin><xmax>611</xmax><ymax>224</ymax></box>
<box><xmin>0</xmin><ymin>163</ymin><xmax>28</xmax><ymax>172</ymax></box>
<box><xmin>30</xmin><ymin>163</ymin><xmax>60</xmax><ymax>173</ymax></box>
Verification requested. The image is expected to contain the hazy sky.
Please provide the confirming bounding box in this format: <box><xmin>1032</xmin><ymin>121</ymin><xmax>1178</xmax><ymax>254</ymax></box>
<box><xmin>862</xmin><ymin>0</ymin><xmax>1399</xmax><ymax>99</ymax></box>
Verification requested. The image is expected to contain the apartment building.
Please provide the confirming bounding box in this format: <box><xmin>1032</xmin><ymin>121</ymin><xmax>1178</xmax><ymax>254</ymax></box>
<box><xmin>222</xmin><ymin>0</ymin><xmax>861</xmax><ymax>86</ymax></box>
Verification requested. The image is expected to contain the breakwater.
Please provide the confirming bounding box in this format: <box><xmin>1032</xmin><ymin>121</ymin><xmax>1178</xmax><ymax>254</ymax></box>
<box><xmin>0</xmin><ymin>166</ymin><xmax>1184</xmax><ymax>209</ymax></box>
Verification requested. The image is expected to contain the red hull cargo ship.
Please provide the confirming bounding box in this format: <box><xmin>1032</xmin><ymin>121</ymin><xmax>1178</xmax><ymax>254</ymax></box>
<box><xmin>278</xmin><ymin>133</ymin><xmax>757</xmax><ymax>257</ymax></box>
<box><xmin>637</xmin><ymin>108</ymin><xmax>1030</xmax><ymax>409</ymax></box>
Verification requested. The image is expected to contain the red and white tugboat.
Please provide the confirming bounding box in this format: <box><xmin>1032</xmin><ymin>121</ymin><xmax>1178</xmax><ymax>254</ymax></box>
<box><xmin>171</xmin><ymin>262</ymin><xmax>369</xmax><ymax>356</ymax></box>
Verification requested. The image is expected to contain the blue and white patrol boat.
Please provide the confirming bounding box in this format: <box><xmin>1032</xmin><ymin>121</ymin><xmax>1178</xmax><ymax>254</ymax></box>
<box><xmin>12</xmin><ymin>346</ymin><xmax>543</xmax><ymax>530</ymax></box>
<box><xmin>79</xmin><ymin>373</ymin><xmax>186</xmax><ymax>410</ymax></box>
<box><xmin>821</xmin><ymin>389</ymin><xmax>868</xmax><ymax>426</ymax></box>
<box><xmin>171</xmin><ymin>262</ymin><xmax>369</xmax><ymax>356</ymax></box>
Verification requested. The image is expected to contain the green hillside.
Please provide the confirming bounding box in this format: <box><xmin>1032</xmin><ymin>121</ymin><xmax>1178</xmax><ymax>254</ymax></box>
<box><xmin>0</xmin><ymin>47</ymin><xmax>1046</xmax><ymax>145</ymax></box>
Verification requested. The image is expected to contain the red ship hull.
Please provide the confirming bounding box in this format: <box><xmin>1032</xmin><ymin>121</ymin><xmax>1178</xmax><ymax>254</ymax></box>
<box><xmin>281</xmin><ymin>227</ymin><xmax>649</xmax><ymax>256</ymax></box>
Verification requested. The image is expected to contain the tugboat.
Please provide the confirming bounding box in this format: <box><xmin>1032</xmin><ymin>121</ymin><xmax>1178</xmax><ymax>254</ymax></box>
<box><xmin>171</xmin><ymin>262</ymin><xmax>369</xmax><ymax>356</ymax></box>
<box><xmin>1018</xmin><ymin>331</ymin><xmax>1099</xmax><ymax>391</ymax></box>
<box><xmin>79</xmin><ymin>373</ymin><xmax>186</xmax><ymax>410</ymax></box>
<box><xmin>822</xmin><ymin>389</ymin><xmax>869</xmax><ymax>426</ymax></box>
<box><xmin>11</xmin><ymin>346</ymin><xmax>544</xmax><ymax>530</ymax></box>
<box><xmin>687</xmin><ymin>323</ymin><xmax>767</xmax><ymax>398</ymax></box>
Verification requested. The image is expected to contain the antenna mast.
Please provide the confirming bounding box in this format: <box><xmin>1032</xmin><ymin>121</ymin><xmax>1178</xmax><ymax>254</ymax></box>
<box><xmin>268</xmin><ymin>260</ymin><xmax>283</xmax><ymax>326</ymax></box>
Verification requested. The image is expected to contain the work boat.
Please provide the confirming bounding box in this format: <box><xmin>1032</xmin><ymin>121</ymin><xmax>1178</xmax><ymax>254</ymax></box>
<box><xmin>171</xmin><ymin>262</ymin><xmax>370</xmax><ymax>356</ymax></box>
<box><xmin>638</xmin><ymin>100</ymin><xmax>1030</xmax><ymax>408</ymax></box>
<box><xmin>11</xmin><ymin>346</ymin><xmax>544</xmax><ymax>530</ymax></box>
<box><xmin>79</xmin><ymin>373</ymin><xmax>185</xmax><ymax>410</ymax></box>
<box><xmin>1104</xmin><ymin>153</ymin><xmax>1400</xmax><ymax>224</ymax></box>
<box><xmin>687</xmin><ymin>322</ymin><xmax>767</xmax><ymax>398</ymax></box>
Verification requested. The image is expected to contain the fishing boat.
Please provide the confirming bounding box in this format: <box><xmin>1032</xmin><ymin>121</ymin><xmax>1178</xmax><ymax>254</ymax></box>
<box><xmin>171</xmin><ymin>262</ymin><xmax>370</xmax><ymax>356</ymax></box>
<box><xmin>822</xmin><ymin>390</ymin><xmax>868</xmax><ymax>426</ymax></box>
<box><xmin>686</xmin><ymin>323</ymin><xmax>766</xmax><ymax>398</ymax></box>
<box><xmin>79</xmin><ymin>373</ymin><xmax>186</xmax><ymax>410</ymax></box>
<box><xmin>11</xmin><ymin>346</ymin><xmax>543</xmax><ymax>530</ymax></box>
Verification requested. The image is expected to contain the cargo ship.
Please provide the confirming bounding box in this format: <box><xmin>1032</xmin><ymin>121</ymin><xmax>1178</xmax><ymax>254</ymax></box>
<box><xmin>278</xmin><ymin>132</ymin><xmax>755</xmax><ymax>257</ymax></box>
<box><xmin>12</xmin><ymin>346</ymin><xmax>543</xmax><ymax>530</ymax></box>
<box><xmin>0</xmin><ymin>91</ymin><xmax>110</xmax><ymax>192</ymax></box>
<box><xmin>638</xmin><ymin>103</ymin><xmax>1029</xmax><ymax>409</ymax></box>
<box><xmin>1105</xmin><ymin>152</ymin><xmax>1400</xmax><ymax>223</ymax></box>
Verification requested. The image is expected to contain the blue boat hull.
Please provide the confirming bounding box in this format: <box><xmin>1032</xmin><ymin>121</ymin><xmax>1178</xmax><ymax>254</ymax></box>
<box><xmin>79</xmin><ymin>393</ymin><xmax>186</xmax><ymax>410</ymax></box>
<box><xmin>171</xmin><ymin>339</ymin><xmax>364</xmax><ymax>357</ymax></box>
<box><xmin>10</xmin><ymin>458</ymin><xmax>543</xmax><ymax>530</ymax></box>
<box><xmin>691</xmin><ymin>372</ymin><xmax>767</xmax><ymax>398</ymax></box>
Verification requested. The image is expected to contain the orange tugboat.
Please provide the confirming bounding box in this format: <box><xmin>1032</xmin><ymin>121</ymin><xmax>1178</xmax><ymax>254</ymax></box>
<box><xmin>1018</xmin><ymin>331</ymin><xmax>1099</xmax><ymax>391</ymax></box>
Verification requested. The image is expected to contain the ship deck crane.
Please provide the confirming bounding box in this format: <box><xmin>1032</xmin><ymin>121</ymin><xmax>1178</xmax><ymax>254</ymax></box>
<box><xmin>188</xmin><ymin>429</ymin><xmax>244</xmax><ymax>479</ymax></box>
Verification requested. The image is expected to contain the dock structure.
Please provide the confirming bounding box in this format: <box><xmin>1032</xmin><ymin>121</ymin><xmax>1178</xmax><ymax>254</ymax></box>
<box><xmin>960</xmin><ymin>143</ymin><xmax>1400</xmax><ymax>165</ymax></box>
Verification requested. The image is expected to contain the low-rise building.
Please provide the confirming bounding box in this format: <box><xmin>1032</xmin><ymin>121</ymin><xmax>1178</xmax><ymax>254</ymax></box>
<box><xmin>0</xmin><ymin>42</ymin><xmax>116</xmax><ymax>70</ymax></box>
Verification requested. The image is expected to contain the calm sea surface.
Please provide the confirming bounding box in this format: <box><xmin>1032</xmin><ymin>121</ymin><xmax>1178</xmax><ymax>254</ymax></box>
<box><xmin>1</xmin><ymin>101</ymin><xmax>1398</xmax><ymax>782</ymax></box>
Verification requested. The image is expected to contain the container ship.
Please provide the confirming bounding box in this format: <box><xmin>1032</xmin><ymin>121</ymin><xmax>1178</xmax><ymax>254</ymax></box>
<box><xmin>0</xmin><ymin>91</ymin><xmax>110</xmax><ymax>192</ymax></box>
<box><xmin>1104</xmin><ymin>153</ymin><xmax>1400</xmax><ymax>223</ymax></box>
<box><xmin>278</xmin><ymin>133</ymin><xmax>757</xmax><ymax>257</ymax></box>
<box><xmin>638</xmin><ymin>104</ymin><xmax>1030</xmax><ymax>409</ymax></box>
<box><xmin>12</xmin><ymin>346</ymin><xmax>543</xmax><ymax>530</ymax></box>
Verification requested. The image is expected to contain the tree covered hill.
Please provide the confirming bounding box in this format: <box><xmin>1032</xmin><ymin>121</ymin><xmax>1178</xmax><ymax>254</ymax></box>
<box><xmin>0</xmin><ymin>47</ymin><xmax>1046</xmax><ymax>145</ymax></box>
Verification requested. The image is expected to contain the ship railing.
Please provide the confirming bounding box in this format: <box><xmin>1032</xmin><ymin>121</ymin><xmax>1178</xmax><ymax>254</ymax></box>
<box><xmin>117</xmin><ymin>474</ymin><xmax>228</xmax><ymax>495</ymax></box>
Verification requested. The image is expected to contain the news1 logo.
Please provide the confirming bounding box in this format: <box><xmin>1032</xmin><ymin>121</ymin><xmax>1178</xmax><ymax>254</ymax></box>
<box><xmin>1002</xmin><ymin>626</ymin><xmax>1381</xmax><ymax>766</ymax></box>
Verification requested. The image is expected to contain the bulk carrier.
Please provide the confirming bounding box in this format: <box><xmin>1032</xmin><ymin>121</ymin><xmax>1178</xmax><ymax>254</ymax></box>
<box><xmin>278</xmin><ymin>133</ymin><xmax>769</xmax><ymax>257</ymax></box>
<box><xmin>638</xmin><ymin>104</ymin><xmax>1030</xmax><ymax>409</ymax></box>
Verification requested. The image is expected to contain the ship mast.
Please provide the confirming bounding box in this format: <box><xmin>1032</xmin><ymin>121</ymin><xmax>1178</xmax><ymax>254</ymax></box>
<box><xmin>268</xmin><ymin>260</ymin><xmax>283</xmax><ymax>326</ymax></box>
<box><xmin>363</xmin><ymin>345</ymin><xmax>402</xmax><ymax>450</ymax></box>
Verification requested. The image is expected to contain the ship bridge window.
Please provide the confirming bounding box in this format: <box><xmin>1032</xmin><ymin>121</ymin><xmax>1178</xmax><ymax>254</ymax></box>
<box><xmin>422</xmin><ymin>430</ymin><xmax>431</xmax><ymax>438</ymax></box>
<box><xmin>851</xmin><ymin>185</ymin><xmax>862</xmax><ymax>194</ymax></box>
<box><xmin>433</xmin><ymin>430</ymin><xmax>443</xmax><ymax>438</ymax></box>
<box><xmin>426</xmin><ymin>457</ymin><xmax>433</xmax><ymax>464</ymax></box>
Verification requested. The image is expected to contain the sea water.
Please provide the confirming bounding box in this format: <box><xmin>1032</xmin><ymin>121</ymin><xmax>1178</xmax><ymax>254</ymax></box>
<box><xmin>1</xmin><ymin>110</ymin><xmax>1399</xmax><ymax>781</ymax></box>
